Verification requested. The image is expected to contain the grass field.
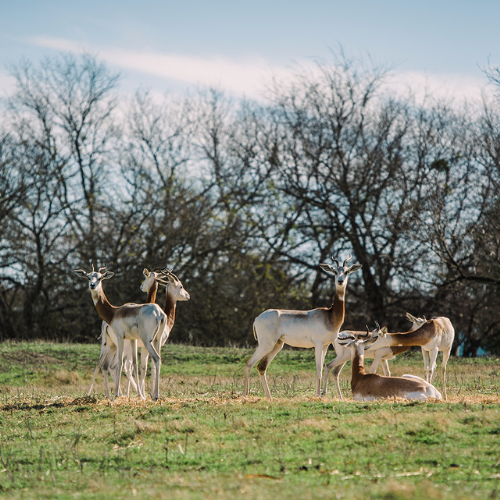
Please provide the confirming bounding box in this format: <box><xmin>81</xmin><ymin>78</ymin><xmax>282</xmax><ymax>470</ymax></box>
<box><xmin>0</xmin><ymin>341</ymin><xmax>500</xmax><ymax>499</ymax></box>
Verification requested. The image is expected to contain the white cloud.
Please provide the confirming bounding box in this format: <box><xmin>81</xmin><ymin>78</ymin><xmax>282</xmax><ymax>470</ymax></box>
<box><xmin>26</xmin><ymin>36</ymin><xmax>489</xmax><ymax>104</ymax></box>
<box><xmin>386</xmin><ymin>70</ymin><xmax>487</xmax><ymax>105</ymax></box>
<box><xmin>29</xmin><ymin>36</ymin><xmax>289</xmax><ymax>99</ymax></box>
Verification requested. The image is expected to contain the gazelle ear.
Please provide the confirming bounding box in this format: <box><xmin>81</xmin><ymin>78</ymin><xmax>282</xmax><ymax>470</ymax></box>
<box><xmin>320</xmin><ymin>263</ymin><xmax>337</xmax><ymax>276</ymax></box>
<box><xmin>74</xmin><ymin>269</ymin><xmax>88</xmax><ymax>278</ymax></box>
<box><xmin>101</xmin><ymin>271</ymin><xmax>115</xmax><ymax>280</ymax></box>
<box><xmin>337</xmin><ymin>339</ymin><xmax>355</xmax><ymax>347</ymax></box>
<box><xmin>143</xmin><ymin>268</ymin><xmax>150</xmax><ymax>278</ymax></box>
<box><xmin>380</xmin><ymin>326</ymin><xmax>388</xmax><ymax>335</ymax></box>
<box><xmin>346</xmin><ymin>264</ymin><xmax>362</xmax><ymax>275</ymax></box>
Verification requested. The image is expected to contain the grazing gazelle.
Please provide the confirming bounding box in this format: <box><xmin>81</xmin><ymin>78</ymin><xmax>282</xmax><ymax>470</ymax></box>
<box><xmin>367</xmin><ymin>313</ymin><xmax>454</xmax><ymax>400</ymax></box>
<box><xmin>243</xmin><ymin>254</ymin><xmax>362</xmax><ymax>400</ymax></box>
<box><xmin>75</xmin><ymin>265</ymin><xmax>167</xmax><ymax>400</ymax></box>
<box><xmin>338</xmin><ymin>328</ymin><xmax>442</xmax><ymax>401</ymax></box>
<box><xmin>321</xmin><ymin>315</ymin><xmax>427</xmax><ymax>399</ymax></box>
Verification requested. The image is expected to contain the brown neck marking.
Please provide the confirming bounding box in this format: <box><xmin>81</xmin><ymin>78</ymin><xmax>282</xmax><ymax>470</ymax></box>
<box><xmin>93</xmin><ymin>289</ymin><xmax>117</xmax><ymax>326</ymax></box>
<box><xmin>328</xmin><ymin>290</ymin><xmax>345</xmax><ymax>331</ymax></box>
<box><xmin>164</xmin><ymin>288</ymin><xmax>177</xmax><ymax>330</ymax></box>
<box><xmin>146</xmin><ymin>281</ymin><xmax>158</xmax><ymax>304</ymax></box>
<box><xmin>351</xmin><ymin>347</ymin><xmax>366</xmax><ymax>391</ymax></box>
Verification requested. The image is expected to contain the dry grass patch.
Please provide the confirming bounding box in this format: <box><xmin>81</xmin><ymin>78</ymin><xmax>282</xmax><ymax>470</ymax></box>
<box><xmin>133</xmin><ymin>419</ymin><xmax>163</xmax><ymax>434</ymax></box>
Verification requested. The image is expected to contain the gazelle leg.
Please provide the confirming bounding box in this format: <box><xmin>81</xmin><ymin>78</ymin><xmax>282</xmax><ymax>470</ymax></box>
<box><xmin>114</xmin><ymin>337</ymin><xmax>124</xmax><ymax>400</ymax></box>
<box><xmin>428</xmin><ymin>348</ymin><xmax>439</xmax><ymax>384</ymax></box>
<box><xmin>369</xmin><ymin>352</ymin><xmax>384</xmax><ymax>374</ymax></box>
<box><xmin>380</xmin><ymin>359</ymin><xmax>391</xmax><ymax>377</ymax></box>
<box><xmin>421</xmin><ymin>348</ymin><xmax>430</xmax><ymax>382</ymax></box>
<box><xmin>441</xmin><ymin>348</ymin><xmax>451</xmax><ymax>401</ymax></box>
<box><xmin>314</xmin><ymin>342</ymin><xmax>328</xmax><ymax>397</ymax></box>
<box><xmin>102</xmin><ymin>343</ymin><xmax>117</xmax><ymax>399</ymax></box>
<box><xmin>87</xmin><ymin>342</ymin><xmax>109</xmax><ymax>396</ymax></box>
<box><xmin>332</xmin><ymin>362</ymin><xmax>348</xmax><ymax>400</ymax></box>
<box><xmin>256</xmin><ymin>340</ymin><xmax>284</xmax><ymax>400</ymax></box>
<box><xmin>243</xmin><ymin>340</ymin><xmax>280</xmax><ymax>398</ymax></box>
<box><xmin>143</xmin><ymin>338</ymin><xmax>161</xmax><ymax>401</ymax></box>
<box><xmin>321</xmin><ymin>349</ymin><xmax>349</xmax><ymax>397</ymax></box>
<box><xmin>150</xmin><ymin>362</ymin><xmax>157</xmax><ymax>399</ymax></box>
<box><xmin>129</xmin><ymin>339</ymin><xmax>143</xmax><ymax>399</ymax></box>
<box><xmin>140</xmin><ymin>348</ymin><xmax>149</xmax><ymax>397</ymax></box>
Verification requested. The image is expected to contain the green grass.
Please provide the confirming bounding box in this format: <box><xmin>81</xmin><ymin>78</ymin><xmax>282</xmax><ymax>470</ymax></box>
<box><xmin>0</xmin><ymin>341</ymin><xmax>500</xmax><ymax>499</ymax></box>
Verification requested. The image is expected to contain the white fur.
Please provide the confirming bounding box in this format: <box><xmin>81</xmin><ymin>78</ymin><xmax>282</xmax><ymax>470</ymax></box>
<box><xmin>243</xmin><ymin>256</ymin><xmax>362</xmax><ymax>399</ymax></box>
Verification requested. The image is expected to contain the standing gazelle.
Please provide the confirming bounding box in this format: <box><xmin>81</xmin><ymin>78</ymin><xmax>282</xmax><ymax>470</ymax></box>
<box><xmin>132</xmin><ymin>267</ymin><xmax>190</xmax><ymax>398</ymax></box>
<box><xmin>338</xmin><ymin>328</ymin><xmax>442</xmax><ymax>401</ymax></box>
<box><xmin>243</xmin><ymin>254</ymin><xmax>362</xmax><ymax>400</ymax></box>
<box><xmin>368</xmin><ymin>313</ymin><xmax>455</xmax><ymax>400</ymax></box>
<box><xmin>86</xmin><ymin>268</ymin><xmax>167</xmax><ymax>399</ymax></box>
<box><xmin>75</xmin><ymin>265</ymin><xmax>167</xmax><ymax>400</ymax></box>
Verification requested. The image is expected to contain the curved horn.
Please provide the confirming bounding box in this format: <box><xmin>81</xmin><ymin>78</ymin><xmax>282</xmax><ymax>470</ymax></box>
<box><xmin>98</xmin><ymin>266</ymin><xmax>107</xmax><ymax>274</ymax></box>
<box><xmin>342</xmin><ymin>254</ymin><xmax>352</xmax><ymax>269</ymax></box>
<box><xmin>156</xmin><ymin>278</ymin><xmax>171</xmax><ymax>287</ymax></box>
<box><xmin>330</xmin><ymin>256</ymin><xmax>341</xmax><ymax>269</ymax></box>
<box><xmin>161</xmin><ymin>268</ymin><xmax>180</xmax><ymax>285</ymax></box>
<box><xmin>359</xmin><ymin>326</ymin><xmax>371</xmax><ymax>339</ymax></box>
<box><xmin>169</xmin><ymin>272</ymin><xmax>181</xmax><ymax>285</ymax></box>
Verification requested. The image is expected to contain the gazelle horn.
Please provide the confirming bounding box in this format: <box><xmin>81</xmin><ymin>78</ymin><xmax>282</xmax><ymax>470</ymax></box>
<box><xmin>343</xmin><ymin>254</ymin><xmax>352</xmax><ymax>268</ymax></box>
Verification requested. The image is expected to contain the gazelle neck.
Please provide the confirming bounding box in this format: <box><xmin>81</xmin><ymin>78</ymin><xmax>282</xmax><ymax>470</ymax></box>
<box><xmin>351</xmin><ymin>347</ymin><xmax>367</xmax><ymax>388</ymax></box>
<box><xmin>164</xmin><ymin>288</ymin><xmax>177</xmax><ymax>329</ymax></box>
<box><xmin>328</xmin><ymin>288</ymin><xmax>345</xmax><ymax>331</ymax></box>
<box><xmin>91</xmin><ymin>287</ymin><xmax>116</xmax><ymax>325</ymax></box>
<box><xmin>147</xmin><ymin>282</ymin><xmax>158</xmax><ymax>304</ymax></box>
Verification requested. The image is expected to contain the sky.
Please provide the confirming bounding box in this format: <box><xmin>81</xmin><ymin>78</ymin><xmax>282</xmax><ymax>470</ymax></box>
<box><xmin>0</xmin><ymin>0</ymin><xmax>499</xmax><ymax>102</ymax></box>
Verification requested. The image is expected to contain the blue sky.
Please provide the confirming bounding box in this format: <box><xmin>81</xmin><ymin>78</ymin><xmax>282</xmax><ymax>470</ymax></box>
<box><xmin>0</xmin><ymin>1</ymin><xmax>498</xmax><ymax>100</ymax></box>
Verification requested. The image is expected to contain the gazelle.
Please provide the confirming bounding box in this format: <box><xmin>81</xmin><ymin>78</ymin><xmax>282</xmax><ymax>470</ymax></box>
<box><xmin>243</xmin><ymin>254</ymin><xmax>362</xmax><ymax>400</ymax></box>
<box><xmin>75</xmin><ymin>265</ymin><xmax>167</xmax><ymax>400</ymax></box>
<box><xmin>128</xmin><ymin>267</ymin><xmax>190</xmax><ymax>398</ymax></box>
<box><xmin>86</xmin><ymin>268</ymin><xmax>166</xmax><ymax>398</ymax></box>
<box><xmin>368</xmin><ymin>313</ymin><xmax>455</xmax><ymax>400</ymax></box>
<box><xmin>338</xmin><ymin>328</ymin><xmax>442</xmax><ymax>401</ymax></box>
<box><xmin>321</xmin><ymin>315</ymin><xmax>427</xmax><ymax>399</ymax></box>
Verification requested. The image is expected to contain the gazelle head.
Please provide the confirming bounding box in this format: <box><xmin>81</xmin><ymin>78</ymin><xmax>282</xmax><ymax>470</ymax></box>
<box><xmin>374</xmin><ymin>325</ymin><xmax>389</xmax><ymax>337</ymax></box>
<box><xmin>74</xmin><ymin>264</ymin><xmax>115</xmax><ymax>293</ymax></box>
<box><xmin>141</xmin><ymin>268</ymin><xmax>168</xmax><ymax>294</ymax></box>
<box><xmin>158</xmin><ymin>268</ymin><xmax>190</xmax><ymax>302</ymax></box>
<box><xmin>337</xmin><ymin>324</ymin><xmax>380</xmax><ymax>358</ymax></box>
<box><xmin>406</xmin><ymin>312</ymin><xmax>427</xmax><ymax>331</ymax></box>
<box><xmin>319</xmin><ymin>254</ymin><xmax>362</xmax><ymax>293</ymax></box>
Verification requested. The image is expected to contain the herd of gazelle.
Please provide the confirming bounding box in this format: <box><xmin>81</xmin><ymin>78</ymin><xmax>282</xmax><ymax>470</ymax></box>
<box><xmin>76</xmin><ymin>254</ymin><xmax>454</xmax><ymax>402</ymax></box>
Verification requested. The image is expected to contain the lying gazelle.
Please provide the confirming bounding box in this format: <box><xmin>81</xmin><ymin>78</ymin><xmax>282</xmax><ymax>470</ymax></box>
<box><xmin>368</xmin><ymin>312</ymin><xmax>454</xmax><ymax>400</ymax></box>
<box><xmin>243</xmin><ymin>254</ymin><xmax>362</xmax><ymax>399</ymax></box>
<box><xmin>86</xmin><ymin>268</ymin><xmax>166</xmax><ymax>399</ymax></box>
<box><xmin>338</xmin><ymin>327</ymin><xmax>442</xmax><ymax>401</ymax></box>
<box><xmin>75</xmin><ymin>265</ymin><xmax>167</xmax><ymax>400</ymax></box>
<box><xmin>321</xmin><ymin>315</ymin><xmax>427</xmax><ymax>399</ymax></box>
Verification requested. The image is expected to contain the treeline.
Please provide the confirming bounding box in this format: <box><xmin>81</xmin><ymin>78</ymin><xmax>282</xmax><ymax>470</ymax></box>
<box><xmin>1</xmin><ymin>53</ymin><xmax>499</xmax><ymax>355</ymax></box>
